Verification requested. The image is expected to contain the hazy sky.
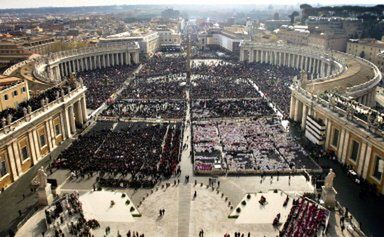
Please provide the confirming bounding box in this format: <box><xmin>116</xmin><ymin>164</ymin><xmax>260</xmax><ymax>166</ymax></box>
<box><xmin>0</xmin><ymin>0</ymin><xmax>382</xmax><ymax>9</ymax></box>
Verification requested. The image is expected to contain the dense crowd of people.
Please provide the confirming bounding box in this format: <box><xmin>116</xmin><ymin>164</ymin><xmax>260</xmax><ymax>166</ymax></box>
<box><xmin>44</xmin><ymin>191</ymin><xmax>99</xmax><ymax>237</ymax></box>
<box><xmin>137</xmin><ymin>55</ymin><xmax>186</xmax><ymax>78</ymax></box>
<box><xmin>121</xmin><ymin>73</ymin><xmax>186</xmax><ymax>100</ymax></box>
<box><xmin>54</xmin><ymin>122</ymin><xmax>182</xmax><ymax>188</ymax></box>
<box><xmin>193</xmin><ymin>117</ymin><xmax>317</xmax><ymax>173</ymax></box>
<box><xmin>77</xmin><ymin>65</ymin><xmax>137</xmax><ymax>109</ymax></box>
<box><xmin>102</xmin><ymin>99</ymin><xmax>185</xmax><ymax>119</ymax></box>
<box><xmin>192</xmin><ymin>99</ymin><xmax>273</xmax><ymax>119</ymax></box>
<box><xmin>280</xmin><ymin>198</ymin><xmax>329</xmax><ymax>237</ymax></box>
<box><xmin>191</xmin><ymin>76</ymin><xmax>258</xmax><ymax>99</ymax></box>
<box><xmin>190</xmin><ymin>61</ymin><xmax>299</xmax><ymax>115</ymax></box>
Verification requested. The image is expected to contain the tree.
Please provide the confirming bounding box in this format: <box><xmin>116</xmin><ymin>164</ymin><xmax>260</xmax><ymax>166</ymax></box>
<box><xmin>300</xmin><ymin>4</ymin><xmax>312</xmax><ymax>9</ymax></box>
<box><xmin>289</xmin><ymin>11</ymin><xmax>299</xmax><ymax>25</ymax></box>
<box><xmin>300</xmin><ymin>4</ymin><xmax>312</xmax><ymax>23</ymax></box>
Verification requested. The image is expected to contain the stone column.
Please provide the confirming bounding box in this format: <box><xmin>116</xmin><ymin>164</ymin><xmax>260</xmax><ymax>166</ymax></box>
<box><xmin>321</xmin><ymin>62</ymin><xmax>326</xmax><ymax>77</ymax></box>
<box><xmin>49</xmin><ymin>119</ymin><xmax>57</xmax><ymax>150</ymax></box>
<box><xmin>105</xmin><ymin>54</ymin><xmax>111</xmax><ymax>67</ymax></box>
<box><xmin>28</xmin><ymin>131</ymin><xmax>38</xmax><ymax>165</ymax></box>
<box><xmin>249</xmin><ymin>50</ymin><xmax>254</xmax><ymax>62</ymax></box>
<box><xmin>81</xmin><ymin>96</ymin><xmax>88</xmax><ymax>122</ymax></box>
<box><xmin>76</xmin><ymin>59</ymin><xmax>80</xmax><ymax>72</ymax></box>
<box><xmin>289</xmin><ymin>95</ymin><xmax>296</xmax><ymax>120</ymax></box>
<box><xmin>362</xmin><ymin>144</ymin><xmax>372</xmax><ymax>179</ymax></box>
<box><xmin>337</xmin><ymin>129</ymin><xmax>346</xmax><ymax>161</ymax></box>
<box><xmin>6</xmin><ymin>143</ymin><xmax>19</xmax><ymax>181</ymax></box>
<box><xmin>101</xmin><ymin>55</ymin><xmax>104</xmax><ymax>67</ymax></box>
<box><xmin>326</xmin><ymin>63</ymin><xmax>331</xmax><ymax>76</ymax></box>
<box><xmin>309</xmin><ymin>58</ymin><xmax>313</xmax><ymax>74</ymax></box>
<box><xmin>55</xmin><ymin>66</ymin><xmax>61</xmax><ymax>81</ymax></box>
<box><xmin>63</xmin><ymin>107</ymin><xmax>72</xmax><ymax>138</ymax></box>
<box><xmin>93</xmin><ymin>56</ymin><xmax>97</xmax><ymax>70</ymax></box>
<box><xmin>294</xmin><ymin>99</ymin><xmax>302</xmax><ymax>122</ymax></box>
<box><xmin>324</xmin><ymin>119</ymin><xmax>332</xmax><ymax>148</ymax></box>
<box><xmin>301</xmin><ymin>104</ymin><xmax>308</xmax><ymax>129</ymax></box>
<box><xmin>45</xmin><ymin>121</ymin><xmax>53</xmax><ymax>152</ymax></box>
<box><xmin>120</xmin><ymin>53</ymin><xmax>124</xmax><ymax>65</ymax></box>
<box><xmin>97</xmin><ymin>55</ymin><xmax>101</xmax><ymax>69</ymax></box>
<box><xmin>117</xmin><ymin>53</ymin><xmax>121</xmax><ymax>65</ymax></box>
<box><xmin>134</xmin><ymin>52</ymin><xmax>139</xmax><ymax>64</ymax></box>
<box><xmin>83</xmin><ymin>58</ymin><xmax>88</xmax><ymax>71</ymax></box>
<box><xmin>295</xmin><ymin>55</ymin><xmax>300</xmax><ymax>69</ymax></box>
<box><xmin>11</xmin><ymin>141</ymin><xmax>22</xmax><ymax>177</ymax></box>
<box><xmin>256</xmin><ymin>50</ymin><xmax>259</xmax><ymax>62</ymax></box>
<box><xmin>287</xmin><ymin>53</ymin><xmax>294</xmax><ymax>67</ymax></box>
<box><xmin>72</xmin><ymin>60</ymin><xmax>76</xmax><ymax>73</ymax></box>
<box><xmin>80</xmin><ymin>58</ymin><xmax>84</xmax><ymax>71</ymax></box>
<box><xmin>70</xmin><ymin>61</ymin><xmax>74</xmax><ymax>74</ymax></box>
<box><xmin>74</xmin><ymin>100</ymin><xmax>84</xmax><ymax>126</ymax></box>
<box><xmin>111</xmin><ymin>53</ymin><xmax>115</xmax><ymax>66</ymax></box>
<box><xmin>340</xmin><ymin>131</ymin><xmax>350</xmax><ymax>163</ymax></box>
<box><xmin>240</xmin><ymin>49</ymin><xmax>244</xmax><ymax>61</ymax></box>
<box><xmin>124</xmin><ymin>52</ymin><xmax>128</xmax><ymax>65</ymax></box>
<box><xmin>260</xmin><ymin>51</ymin><xmax>264</xmax><ymax>63</ymax></box>
<box><xmin>32</xmin><ymin>130</ymin><xmax>41</xmax><ymax>161</ymax></box>
<box><xmin>69</xmin><ymin>105</ymin><xmax>76</xmax><ymax>135</ymax></box>
<box><xmin>357</xmin><ymin>143</ymin><xmax>367</xmax><ymax>175</ymax></box>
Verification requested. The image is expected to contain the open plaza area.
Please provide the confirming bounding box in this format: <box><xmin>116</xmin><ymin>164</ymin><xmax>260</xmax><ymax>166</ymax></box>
<box><xmin>1</xmin><ymin>5</ymin><xmax>384</xmax><ymax>235</ymax></box>
<box><xmin>1</xmin><ymin>53</ymin><xmax>373</xmax><ymax>237</ymax></box>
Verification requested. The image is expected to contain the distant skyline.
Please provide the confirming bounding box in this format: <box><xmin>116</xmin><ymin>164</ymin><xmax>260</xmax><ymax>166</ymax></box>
<box><xmin>0</xmin><ymin>0</ymin><xmax>382</xmax><ymax>9</ymax></box>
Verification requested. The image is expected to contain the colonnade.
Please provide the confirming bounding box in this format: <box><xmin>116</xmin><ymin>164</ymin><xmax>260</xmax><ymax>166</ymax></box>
<box><xmin>240</xmin><ymin>48</ymin><xmax>333</xmax><ymax>79</ymax></box>
<box><xmin>55</xmin><ymin>51</ymin><xmax>139</xmax><ymax>80</ymax></box>
<box><xmin>354</xmin><ymin>90</ymin><xmax>376</xmax><ymax>107</ymax></box>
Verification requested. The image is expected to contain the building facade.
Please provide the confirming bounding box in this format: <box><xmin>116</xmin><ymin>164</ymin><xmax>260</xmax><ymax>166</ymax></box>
<box><xmin>0</xmin><ymin>36</ymin><xmax>57</xmax><ymax>70</ymax></box>
<box><xmin>99</xmin><ymin>31</ymin><xmax>159</xmax><ymax>56</ymax></box>
<box><xmin>157</xmin><ymin>26</ymin><xmax>181</xmax><ymax>50</ymax></box>
<box><xmin>346</xmin><ymin>39</ymin><xmax>384</xmax><ymax>74</ymax></box>
<box><xmin>0</xmin><ymin>76</ymin><xmax>30</xmax><ymax>111</ymax></box>
<box><xmin>0</xmin><ymin>82</ymin><xmax>87</xmax><ymax>190</ymax></box>
<box><xmin>198</xmin><ymin>28</ymin><xmax>247</xmax><ymax>55</ymax></box>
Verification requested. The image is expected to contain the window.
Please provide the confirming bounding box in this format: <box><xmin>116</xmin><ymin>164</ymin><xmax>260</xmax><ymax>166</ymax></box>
<box><xmin>4</xmin><ymin>94</ymin><xmax>8</xmax><ymax>100</ymax></box>
<box><xmin>350</xmin><ymin>140</ymin><xmax>360</xmax><ymax>161</ymax></box>
<box><xmin>0</xmin><ymin>159</ymin><xmax>7</xmax><ymax>177</ymax></box>
<box><xmin>21</xmin><ymin>87</ymin><xmax>26</xmax><ymax>93</ymax></box>
<box><xmin>55</xmin><ymin>124</ymin><xmax>61</xmax><ymax>136</ymax></box>
<box><xmin>39</xmin><ymin>134</ymin><xmax>46</xmax><ymax>147</ymax></box>
<box><xmin>21</xmin><ymin>146</ymin><xmax>29</xmax><ymax>160</ymax></box>
<box><xmin>373</xmin><ymin>156</ymin><xmax>383</xmax><ymax>181</ymax></box>
<box><xmin>13</xmin><ymin>90</ymin><xmax>18</xmax><ymax>97</ymax></box>
<box><xmin>332</xmin><ymin>129</ymin><xmax>339</xmax><ymax>147</ymax></box>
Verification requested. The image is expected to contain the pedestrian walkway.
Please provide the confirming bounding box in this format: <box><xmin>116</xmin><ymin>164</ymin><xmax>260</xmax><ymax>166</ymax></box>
<box><xmin>177</xmin><ymin>183</ymin><xmax>191</xmax><ymax>237</ymax></box>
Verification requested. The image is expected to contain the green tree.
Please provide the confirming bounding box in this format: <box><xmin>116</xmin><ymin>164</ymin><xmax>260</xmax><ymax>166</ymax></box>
<box><xmin>289</xmin><ymin>11</ymin><xmax>299</xmax><ymax>25</ymax></box>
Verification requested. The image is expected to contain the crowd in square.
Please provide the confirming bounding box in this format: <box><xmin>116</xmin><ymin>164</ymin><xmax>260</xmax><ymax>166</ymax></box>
<box><xmin>193</xmin><ymin>117</ymin><xmax>317</xmax><ymax>173</ymax></box>
<box><xmin>192</xmin><ymin>99</ymin><xmax>273</xmax><ymax>119</ymax></box>
<box><xmin>102</xmin><ymin>99</ymin><xmax>185</xmax><ymax>119</ymax></box>
<box><xmin>280</xmin><ymin>198</ymin><xmax>329</xmax><ymax>237</ymax></box>
<box><xmin>53</xmin><ymin>122</ymin><xmax>182</xmax><ymax>188</ymax></box>
<box><xmin>77</xmin><ymin>65</ymin><xmax>137</xmax><ymax>109</ymax></box>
